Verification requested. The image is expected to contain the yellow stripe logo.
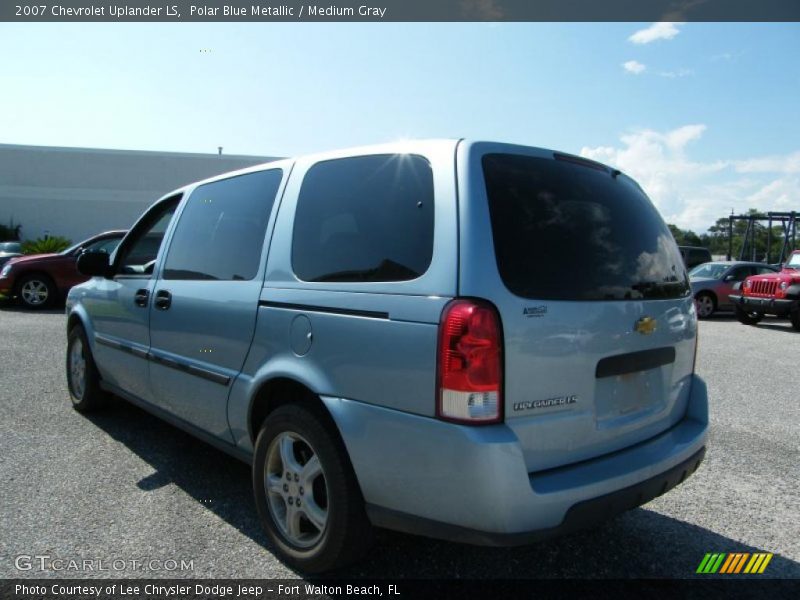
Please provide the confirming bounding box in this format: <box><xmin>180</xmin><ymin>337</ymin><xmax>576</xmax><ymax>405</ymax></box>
<box><xmin>697</xmin><ymin>552</ymin><xmax>773</xmax><ymax>574</ymax></box>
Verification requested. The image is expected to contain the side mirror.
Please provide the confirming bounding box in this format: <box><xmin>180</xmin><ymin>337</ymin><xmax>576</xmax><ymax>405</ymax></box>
<box><xmin>723</xmin><ymin>275</ymin><xmax>735</xmax><ymax>282</ymax></box>
<box><xmin>77</xmin><ymin>251</ymin><xmax>111</xmax><ymax>277</ymax></box>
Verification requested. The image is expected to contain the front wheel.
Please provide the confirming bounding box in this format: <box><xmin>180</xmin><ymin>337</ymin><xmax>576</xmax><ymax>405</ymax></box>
<box><xmin>734</xmin><ymin>304</ymin><xmax>764</xmax><ymax>325</ymax></box>
<box><xmin>790</xmin><ymin>309</ymin><xmax>800</xmax><ymax>331</ymax></box>
<box><xmin>17</xmin><ymin>274</ymin><xmax>56</xmax><ymax>309</ymax></box>
<box><xmin>252</xmin><ymin>404</ymin><xmax>373</xmax><ymax>573</ymax></box>
<box><xmin>66</xmin><ymin>325</ymin><xmax>107</xmax><ymax>412</ymax></box>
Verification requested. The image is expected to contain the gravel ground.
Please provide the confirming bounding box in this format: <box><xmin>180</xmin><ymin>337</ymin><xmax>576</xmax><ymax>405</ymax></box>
<box><xmin>0</xmin><ymin>305</ymin><xmax>798</xmax><ymax>579</ymax></box>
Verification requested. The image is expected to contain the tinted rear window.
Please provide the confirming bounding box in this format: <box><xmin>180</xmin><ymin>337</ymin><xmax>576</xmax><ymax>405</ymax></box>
<box><xmin>482</xmin><ymin>153</ymin><xmax>689</xmax><ymax>301</ymax></box>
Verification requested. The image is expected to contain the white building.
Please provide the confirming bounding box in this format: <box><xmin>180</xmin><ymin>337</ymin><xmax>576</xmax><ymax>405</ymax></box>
<box><xmin>0</xmin><ymin>143</ymin><xmax>279</xmax><ymax>242</ymax></box>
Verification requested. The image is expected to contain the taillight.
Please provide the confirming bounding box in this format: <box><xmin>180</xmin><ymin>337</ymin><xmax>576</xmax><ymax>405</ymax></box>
<box><xmin>437</xmin><ymin>299</ymin><xmax>503</xmax><ymax>424</ymax></box>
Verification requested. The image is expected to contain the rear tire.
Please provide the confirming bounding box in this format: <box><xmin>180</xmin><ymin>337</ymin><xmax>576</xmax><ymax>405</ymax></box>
<box><xmin>734</xmin><ymin>305</ymin><xmax>763</xmax><ymax>325</ymax></box>
<box><xmin>252</xmin><ymin>403</ymin><xmax>373</xmax><ymax>573</ymax></box>
<box><xmin>694</xmin><ymin>292</ymin><xmax>716</xmax><ymax>319</ymax></box>
<box><xmin>66</xmin><ymin>325</ymin><xmax>108</xmax><ymax>412</ymax></box>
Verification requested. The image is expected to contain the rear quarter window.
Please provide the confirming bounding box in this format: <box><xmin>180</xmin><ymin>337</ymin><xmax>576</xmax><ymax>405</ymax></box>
<box><xmin>292</xmin><ymin>154</ymin><xmax>434</xmax><ymax>283</ymax></box>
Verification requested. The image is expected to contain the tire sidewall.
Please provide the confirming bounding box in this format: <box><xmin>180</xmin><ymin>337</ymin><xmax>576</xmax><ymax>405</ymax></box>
<box><xmin>66</xmin><ymin>325</ymin><xmax>103</xmax><ymax>411</ymax></box>
<box><xmin>790</xmin><ymin>309</ymin><xmax>800</xmax><ymax>331</ymax></box>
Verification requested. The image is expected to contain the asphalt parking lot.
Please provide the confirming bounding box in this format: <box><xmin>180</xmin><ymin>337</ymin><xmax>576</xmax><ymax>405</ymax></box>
<box><xmin>0</xmin><ymin>306</ymin><xmax>798</xmax><ymax>579</ymax></box>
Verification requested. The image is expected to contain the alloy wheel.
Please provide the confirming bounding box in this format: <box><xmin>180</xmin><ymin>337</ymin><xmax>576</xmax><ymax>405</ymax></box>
<box><xmin>695</xmin><ymin>294</ymin><xmax>714</xmax><ymax>318</ymax></box>
<box><xmin>21</xmin><ymin>279</ymin><xmax>49</xmax><ymax>306</ymax></box>
<box><xmin>68</xmin><ymin>336</ymin><xmax>86</xmax><ymax>400</ymax></box>
<box><xmin>264</xmin><ymin>431</ymin><xmax>329</xmax><ymax>548</ymax></box>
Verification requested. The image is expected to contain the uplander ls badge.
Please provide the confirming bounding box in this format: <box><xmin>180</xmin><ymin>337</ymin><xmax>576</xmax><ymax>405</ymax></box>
<box><xmin>513</xmin><ymin>395</ymin><xmax>578</xmax><ymax>412</ymax></box>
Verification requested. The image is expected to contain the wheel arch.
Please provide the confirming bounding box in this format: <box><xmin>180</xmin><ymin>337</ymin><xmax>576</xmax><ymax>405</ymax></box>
<box><xmin>66</xmin><ymin>305</ymin><xmax>98</xmax><ymax>354</ymax></box>
<box><xmin>247</xmin><ymin>375</ymin><xmax>333</xmax><ymax>444</ymax></box>
<box><xmin>694</xmin><ymin>289</ymin><xmax>718</xmax><ymax>304</ymax></box>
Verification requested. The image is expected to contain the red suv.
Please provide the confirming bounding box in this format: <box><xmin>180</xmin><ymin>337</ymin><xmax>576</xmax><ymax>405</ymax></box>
<box><xmin>730</xmin><ymin>250</ymin><xmax>800</xmax><ymax>330</ymax></box>
<box><xmin>0</xmin><ymin>230</ymin><xmax>125</xmax><ymax>309</ymax></box>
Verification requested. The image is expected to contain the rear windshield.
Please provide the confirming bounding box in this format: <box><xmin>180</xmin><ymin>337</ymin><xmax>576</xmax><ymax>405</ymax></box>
<box><xmin>482</xmin><ymin>153</ymin><xmax>689</xmax><ymax>301</ymax></box>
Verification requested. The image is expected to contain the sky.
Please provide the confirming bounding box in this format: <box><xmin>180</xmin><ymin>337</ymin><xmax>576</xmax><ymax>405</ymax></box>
<box><xmin>1</xmin><ymin>22</ymin><xmax>798</xmax><ymax>233</ymax></box>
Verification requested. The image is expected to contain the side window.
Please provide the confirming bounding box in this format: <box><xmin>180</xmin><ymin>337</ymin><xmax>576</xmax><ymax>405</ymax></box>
<box><xmin>84</xmin><ymin>237</ymin><xmax>121</xmax><ymax>254</ymax></box>
<box><xmin>117</xmin><ymin>199</ymin><xmax>179</xmax><ymax>277</ymax></box>
<box><xmin>292</xmin><ymin>154</ymin><xmax>434</xmax><ymax>282</ymax></box>
<box><xmin>731</xmin><ymin>266</ymin><xmax>756</xmax><ymax>281</ymax></box>
<box><xmin>163</xmin><ymin>169</ymin><xmax>283</xmax><ymax>281</ymax></box>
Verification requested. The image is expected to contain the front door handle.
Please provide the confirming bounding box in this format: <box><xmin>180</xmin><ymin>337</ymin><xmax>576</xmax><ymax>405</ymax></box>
<box><xmin>154</xmin><ymin>290</ymin><xmax>172</xmax><ymax>310</ymax></box>
<box><xmin>134</xmin><ymin>289</ymin><xmax>149</xmax><ymax>307</ymax></box>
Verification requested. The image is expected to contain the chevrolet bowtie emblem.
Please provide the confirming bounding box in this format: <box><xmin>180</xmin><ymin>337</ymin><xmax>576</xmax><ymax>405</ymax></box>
<box><xmin>635</xmin><ymin>316</ymin><xmax>657</xmax><ymax>335</ymax></box>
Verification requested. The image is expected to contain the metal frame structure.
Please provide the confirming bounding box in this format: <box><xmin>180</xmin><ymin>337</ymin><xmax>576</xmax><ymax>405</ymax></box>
<box><xmin>727</xmin><ymin>211</ymin><xmax>798</xmax><ymax>263</ymax></box>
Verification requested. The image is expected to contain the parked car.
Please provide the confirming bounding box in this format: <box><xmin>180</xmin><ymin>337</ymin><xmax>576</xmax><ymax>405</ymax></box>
<box><xmin>678</xmin><ymin>245</ymin><xmax>712</xmax><ymax>269</ymax></box>
<box><xmin>729</xmin><ymin>249</ymin><xmax>800</xmax><ymax>330</ymax></box>
<box><xmin>0</xmin><ymin>241</ymin><xmax>23</xmax><ymax>267</ymax></box>
<box><xmin>0</xmin><ymin>231</ymin><xmax>125</xmax><ymax>309</ymax></box>
<box><xmin>689</xmin><ymin>261</ymin><xmax>779</xmax><ymax>318</ymax></box>
<box><xmin>65</xmin><ymin>140</ymin><xmax>707</xmax><ymax>573</ymax></box>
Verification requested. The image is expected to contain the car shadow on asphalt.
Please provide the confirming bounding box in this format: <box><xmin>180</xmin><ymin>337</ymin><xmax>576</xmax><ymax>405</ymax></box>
<box><xmin>86</xmin><ymin>398</ymin><xmax>800</xmax><ymax>580</ymax></box>
<box><xmin>751</xmin><ymin>322</ymin><xmax>799</xmax><ymax>334</ymax></box>
<box><xmin>0</xmin><ymin>300</ymin><xmax>64</xmax><ymax>314</ymax></box>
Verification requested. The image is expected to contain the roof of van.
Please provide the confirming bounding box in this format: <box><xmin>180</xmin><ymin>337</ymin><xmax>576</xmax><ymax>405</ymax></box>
<box><xmin>156</xmin><ymin>139</ymin><xmax>618</xmax><ymax>200</ymax></box>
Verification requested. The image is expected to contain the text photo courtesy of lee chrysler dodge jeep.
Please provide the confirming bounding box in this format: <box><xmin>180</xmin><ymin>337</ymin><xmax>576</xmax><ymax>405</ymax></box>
<box><xmin>65</xmin><ymin>140</ymin><xmax>707</xmax><ymax>573</ymax></box>
<box><xmin>730</xmin><ymin>250</ymin><xmax>800</xmax><ymax>329</ymax></box>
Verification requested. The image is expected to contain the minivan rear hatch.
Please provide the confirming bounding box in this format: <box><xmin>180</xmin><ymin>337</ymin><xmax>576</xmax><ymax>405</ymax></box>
<box><xmin>457</xmin><ymin>143</ymin><xmax>698</xmax><ymax>474</ymax></box>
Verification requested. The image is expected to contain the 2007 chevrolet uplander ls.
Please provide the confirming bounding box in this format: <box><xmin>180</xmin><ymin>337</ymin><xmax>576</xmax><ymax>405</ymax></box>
<box><xmin>66</xmin><ymin>140</ymin><xmax>708</xmax><ymax>572</ymax></box>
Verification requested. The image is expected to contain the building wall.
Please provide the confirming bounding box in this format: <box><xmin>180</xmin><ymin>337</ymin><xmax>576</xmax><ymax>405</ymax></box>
<box><xmin>0</xmin><ymin>144</ymin><xmax>279</xmax><ymax>243</ymax></box>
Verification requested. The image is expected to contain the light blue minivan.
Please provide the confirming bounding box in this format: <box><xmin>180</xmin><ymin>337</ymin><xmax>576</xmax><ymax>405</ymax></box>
<box><xmin>66</xmin><ymin>140</ymin><xmax>708</xmax><ymax>572</ymax></box>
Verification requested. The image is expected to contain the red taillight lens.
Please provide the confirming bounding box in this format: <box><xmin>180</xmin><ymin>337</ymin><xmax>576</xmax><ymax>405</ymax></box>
<box><xmin>437</xmin><ymin>299</ymin><xmax>503</xmax><ymax>424</ymax></box>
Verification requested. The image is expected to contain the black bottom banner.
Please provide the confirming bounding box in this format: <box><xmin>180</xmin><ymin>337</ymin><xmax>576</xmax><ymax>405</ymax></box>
<box><xmin>3</xmin><ymin>579</ymin><xmax>798</xmax><ymax>600</ymax></box>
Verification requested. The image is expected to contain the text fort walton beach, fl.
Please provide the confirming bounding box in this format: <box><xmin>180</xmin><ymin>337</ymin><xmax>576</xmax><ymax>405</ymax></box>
<box><xmin>16</xmin><ymin>584</ymin><xmax>400</xmax><ymax>597</ymax></box>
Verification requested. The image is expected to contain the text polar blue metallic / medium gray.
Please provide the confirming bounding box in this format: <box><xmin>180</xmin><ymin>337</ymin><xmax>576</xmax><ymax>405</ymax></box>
<box><xmin>66</xmin><ymin>139</ymin><xmax>707</xmax><ymax>560</ymax></box>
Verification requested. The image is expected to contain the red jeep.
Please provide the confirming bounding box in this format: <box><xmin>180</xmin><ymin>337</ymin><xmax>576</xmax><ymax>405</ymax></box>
<box><xmin>730</xmin><ymin>250</ymin><xmax>800</xmax><ymax>330</ymax></box>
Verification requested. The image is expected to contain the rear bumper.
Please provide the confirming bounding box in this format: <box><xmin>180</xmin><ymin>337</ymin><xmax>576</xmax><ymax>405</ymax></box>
<box><xmin>729</xmin><ymin>294</ymin><xmax>797</xmax><ymax>316</ymax></box>
<box><xmin>366</xmin><ymin>446</ymin><xmax>705</xmax><ymax>546</ymax></box>
<box><xmin>322</xmin><ymin>374</ymin><xmax>709</xmax><ymax>544</ymax></box>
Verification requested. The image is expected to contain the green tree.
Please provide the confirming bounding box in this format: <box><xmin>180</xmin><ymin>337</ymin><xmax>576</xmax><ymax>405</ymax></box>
<box><xmin>0</xmin><ymin>219</ymin><xmax>22</xmax><ymax>241</ymax></box>
<box><xmin>22</xmin><ymin>236</ymin><xmax>72</xmax><ymax>255</ymax></box>
<box><xmin>668</xmin><ymin>224</ymin><xmax>703</xmax><ymax>247</ymax></box>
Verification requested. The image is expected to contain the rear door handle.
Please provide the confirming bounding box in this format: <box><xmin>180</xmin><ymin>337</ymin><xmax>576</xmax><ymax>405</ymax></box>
<box><xmin>134</xmin><ymin>289</ymin><xmax>149</xmax><ymax>307</ymax></box>
<box><xmin>154</xmin><ymin>290</ymin><xmax>172</xmax><ymax>310</ymax></box>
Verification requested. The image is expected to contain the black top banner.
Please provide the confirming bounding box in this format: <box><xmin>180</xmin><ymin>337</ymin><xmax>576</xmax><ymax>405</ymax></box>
<box><xmin>3</xmin><ymin>0</ymin><xmax>800</xmax><ymax>22</ymax></box>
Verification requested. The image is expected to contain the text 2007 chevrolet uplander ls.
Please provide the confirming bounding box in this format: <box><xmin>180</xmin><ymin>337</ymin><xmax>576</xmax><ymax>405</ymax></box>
<box><xmin>66</xmin><ymin>140</ymin><xmax>707</xmax><ymax>572</ymax></box>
